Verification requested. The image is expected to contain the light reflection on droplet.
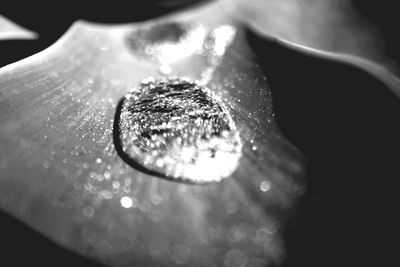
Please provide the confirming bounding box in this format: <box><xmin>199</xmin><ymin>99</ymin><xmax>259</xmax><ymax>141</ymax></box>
<box><xmin>104</xmin><ymin>171</ymin><xmax>111</xmax><ymax>180</ymax></box>
<box><xmin>120</xmin><ymin>196</ymin><xmax>133</xmax><ymax>208</ymax></box>
<box><xmin>260</xmin><ymin>180</ymin><xmax>271</xmax><ymax>192</ymax></box>
<box><xmin>151</xmin><ymin>195</ymin><xmax>162</xmax><ymax>205</ymax></box>
<box><xmin>207</xmin><ymin>25</ymin><xmax>236</xmax><ymax>57</ymax></box>
<box><xmin>99</xmin><ymin>190</ymin><xmax>113</xmax><ymax>199</ymax></box>
<box><xmin>112</xmin><ymin>181</ymin><xmax>120</xmax><ymax>189</ymax></box>
<box><xmin>159</xmin><ymin>65</ymin><xmax>172</xmax><ymax>75</ymax></box>
<box><xmin>125</xmin><ymin>22</ymin><xmax>206</xmax><ymax>66</ymax></box>
<box><xmin>43</xmin><ymin>160</ymin><xmax>50</xmax><ymax>169</ymax></box>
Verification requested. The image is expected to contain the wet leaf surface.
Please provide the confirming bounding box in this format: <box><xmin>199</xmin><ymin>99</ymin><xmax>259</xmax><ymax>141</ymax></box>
<box><xmin>0</xmin><ymin>2</ymin><xmax>304</xmax><ymax>267</ymax></box>
<box><xmin>1</xmin><ymin>1</ymin><xmax>399</xmax><ymax>267</ymax></box>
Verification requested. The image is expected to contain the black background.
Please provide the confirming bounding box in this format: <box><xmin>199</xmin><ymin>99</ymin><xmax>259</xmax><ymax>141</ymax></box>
<box><xmin>0</xmin><ymin>1</ymin><xmax>399</xmax><ymax>266</ymax></box>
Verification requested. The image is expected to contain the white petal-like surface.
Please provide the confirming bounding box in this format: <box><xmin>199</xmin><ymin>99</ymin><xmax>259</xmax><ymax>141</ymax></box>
<box><xmin>0</xmin><ymin>2</ymin><xmax>304</xmax><ymax>267</ymax></box>
<box><xmin>223</xmin><ymin>0</ymin><xmax>400</xmax><ymax>96</ymax></box>
<box><xmin>0</xmin><ymin>15</ymin><xmax>37</xmax><ymax>40</ymax></box>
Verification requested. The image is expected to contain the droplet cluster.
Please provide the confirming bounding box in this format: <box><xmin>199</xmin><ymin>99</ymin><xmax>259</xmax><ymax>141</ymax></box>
<box><xmin>117</xmin><ymin>78</ymin><xmax>242</xmax><ymax>183</ymax></box>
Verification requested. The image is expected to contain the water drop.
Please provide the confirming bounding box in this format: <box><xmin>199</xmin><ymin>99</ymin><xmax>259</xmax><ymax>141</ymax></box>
<box><xmin>151</xmin><ymin>195</ymin><xmax>162</xmax><ymax>205</ymax></box>
<box><xmin>99</xmin><ymin>190</ymin><xmax>113</xmax><ymax>200</ymax></box>
<box><xmin>120</xmin><ymin>196</ymin><xmax>133</xmax><ymax>208</ymax></box>
<box><xmin>104</xmin><ymin>171</ymin><xmax>111</xmax><ymax>180</ymax></box>
<box><xmin>82</xmin><ymin>206</ymin><xmax>95</xmax><ymax>217</ymax></box>
<box><xmin>114</xmin><ymin>78</ymin><xmax>242</xmax><ymax>183</ymax></box>
<box><xmin>159</xmin><ymin>65</ymin><xmax>172</xmax><ymax>75</ymax></box>
<box><xmin>112</xmin><ymin>181</ymin><xmax>120</xmax><ymax>189</ymax></box>
<box><xmin>43</xmin><ymin>160</ymin><xmax>50</xmax><ymax>169</ymax></box>
<box><xmin>260</xmin><ymin>180</ymin><xmax>271</xmax><ymax>192</ymax></box>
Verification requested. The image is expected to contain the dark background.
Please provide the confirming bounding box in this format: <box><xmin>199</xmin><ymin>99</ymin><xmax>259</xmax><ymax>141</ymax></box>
<box><xmin>1</xmin><ymin>1</ymin><xmax>399</xmax><ymax>266</ymax></box>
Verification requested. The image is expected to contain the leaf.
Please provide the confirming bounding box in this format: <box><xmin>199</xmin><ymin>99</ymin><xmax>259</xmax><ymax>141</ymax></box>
<box><xmin>223</xmin><ymin>0</ymin><xmax>400</xmax><ymax>96</ymax></box>
<box><xmin>0</xmin><ymin>15</ymin><xmax>37</xmax><ymax>40</ymax></box>
<box><xmin>0</xmin><ymin>2</ymin><xmax>304</xmax><ymax>266</ymax></box>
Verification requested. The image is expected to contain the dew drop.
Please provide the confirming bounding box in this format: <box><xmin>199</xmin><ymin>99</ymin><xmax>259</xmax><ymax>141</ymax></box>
<box><xmin>104</xmin><ymin>171</ymin><xmax>111</xmax><ymax>180</ymax></box>
<box><xmin>151</xmin><ymin>195</ymin><xmax>162</xmax><ymax>205</ymax></box>
<box><xmin>115</xmin><ymin>78</ymin><xmax>242</xmax><ymax>183</ymax></box>
<box><xmin>260</xmin><ymin>180</ymin><xmax>271</xmax><ymax>192</ymax></box>
<box><xmin>120</xmin><ymin>196</ymin><xmax>133</xmax><ymax>208</ymax></box>
<box><xmin>99</xmin><ymin>190</ymin><xmax>113</xmax><ymax>200</ymax></box>
<box><xmin>82</xmin><ymin>206</ymin><xmax>95</xmax><ymax>217</ymax></box>
<box><xmin>159</xmin><ymin>65</ymin><xmax>172</xmax><ymax>75</ymax></box>
<box><xmin>112</xmin><ymin>181</ymin><xmax>120</xmax><ymax>189</ymax></box>
<box><xmin>43</xmin><ymin>160</ymin><xmax>50</xmax><ymax>169</ymax></box>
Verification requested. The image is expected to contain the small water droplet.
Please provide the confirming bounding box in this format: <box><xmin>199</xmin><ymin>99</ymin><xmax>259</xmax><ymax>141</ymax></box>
<box><xmin>104</xmin><ymin>171</ymin><xmax>111</xmax><ymax>180</ymax></box>
<box><xmin>122</xmin><ymin>185</ymin><xmax>131</xmax><ymax>193</ymax></box>
<box><xmin>120</xmin><ymin>196</ymin><xmax>133</xmax><ymax>208</ymax></box>
<box><xmin>43</xmin><ymin>160</ymin><xmax>50</xmax><ymax>169</ymax></box>
<box><xmin>151</xmin><ymin>195</ymin><xmax>162</xmax><ymax>205</ymax></box>
<box><xmin>99</xmin><ymin>190</ymin><xmax>113</xmax><ymax>199</ymax></box>
<box><xmin>112</xmin><ymin>181</ymin><xmax>120</xmax><ymax>189</ymax></box>
<box><xmin>115</xmin><ymin>78</ymin><xmax>242</xmax><ymax>183</ymax></box>
<box><xmin>260</xmin><ymin>180</ymin><xmax>271</xmax><ymax>192</ymax></box>
<box><xmin>82</xmin><ymin>206</ymin><xmax>95</xmax><ymax>217</ymax></box>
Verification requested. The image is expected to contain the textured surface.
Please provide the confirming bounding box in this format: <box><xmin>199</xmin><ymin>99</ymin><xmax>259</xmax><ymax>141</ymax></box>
<box><xmin>118</xmin><ymin>78</ymin><xmax>242</xmax><ymax>183</ymax></box>
<box><xmin>0</xmin><ymin>2</ymin><xmax>304</xmax><ymax>267</ymax></box>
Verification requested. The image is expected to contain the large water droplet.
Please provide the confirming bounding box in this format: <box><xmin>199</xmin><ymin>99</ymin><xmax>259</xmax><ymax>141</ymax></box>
<box><xmin>114</xmin><ymin>78</ymin><xmax>242</xmax><ymax>183</ymax></box>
